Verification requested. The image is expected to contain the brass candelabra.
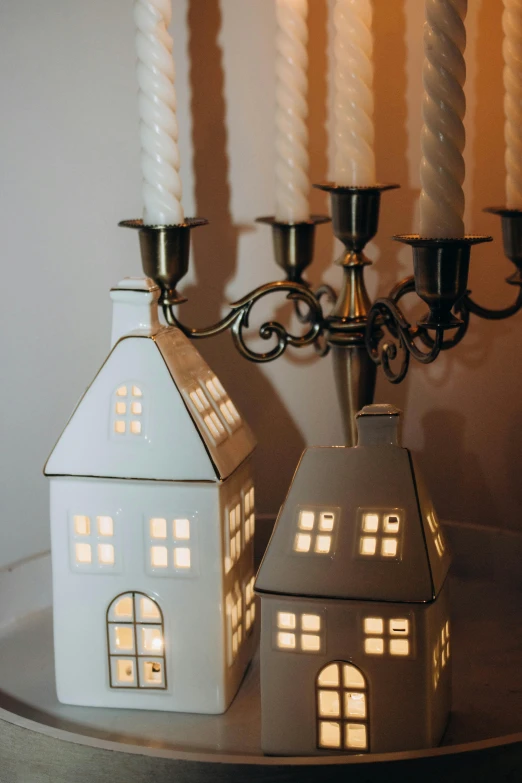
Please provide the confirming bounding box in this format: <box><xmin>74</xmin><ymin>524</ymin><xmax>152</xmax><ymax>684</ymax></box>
<box><xmin>121</xmin><ymin>187</ymin><xmax>522</xmax><ymax>445</ymax></box>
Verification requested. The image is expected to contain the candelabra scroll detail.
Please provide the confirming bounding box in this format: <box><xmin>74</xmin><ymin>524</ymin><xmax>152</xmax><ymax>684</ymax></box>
<box><xmin>162</xmin><ymin>280</ymin><xmax>324</xmax><ymax>363</ymax></box>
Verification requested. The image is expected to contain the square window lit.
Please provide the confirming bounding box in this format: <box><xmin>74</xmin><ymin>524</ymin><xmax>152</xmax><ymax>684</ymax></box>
<box><xmin>97</xmin><ymin>516</ymin><xmax>113</xmax><ymax>536</ymax></box>
<box><xmin>213</xmin><ymin>376</ymin><xmax>226</xmax><ymax>396</ymax></box>
<box><xmin>318</xmin><ymin>664</ymin><xmax>340</xmax><ymax>687</ymax></box>
<box><xmin>114</xmin><ymin>420</ymin><xmax>126</xmax><ymax>434</ymax></box>
<box><xmin>140</xmin><ymin>597</ymin><xmax>160</xmax><ymax>621</ymax></box>
<box><xmin>277</xmin><ymin>631</ymin><xmax>296</xmax><ymax>649</ymax></box>
<box><xmin>204</xmin><ymin>414</ymin><xmax>220</xmax><ymax>439</ymax></box>
<box><xmin>365</xmin><ymin>637</ymin><xmax>384</xmax><ymax>655</ymax></box>
<box><xmin>319</xmin><ymin>721</ymin><xmax>341</xmax><ymax>749</ymax></box>
<box><xmin>295</xmin><ymin>533</ymin><xmax>311</xmax><ymax>552</ymax></box>
<box><xmin>174</xmin><ymin>547</ymin><xmax>191</xmax><ymax>569</ymax></box>
<box><xmin>277</xmin><ymin>612</ymin><xmax>296</xmax><ymax>629</ymax></box>
<box><xmin>427</xmin><ymin>510</ymin><xmax>438</xmax><ymax>533</ymax></box>
<box><xmin>116</xmin><ymin>386</ymin><xmax>127</xmax><ymax>397</ymax></box>
<box><xmin>346</xmin><ymin>723</ymin><xmax>367</xmax><ymax>750</ymax></box>
<box><xmin>390</xmin><ymin>619</ymin><xmax>409</xmax><ymax>635</ymax></box>
<box><xmin>98</xmin><ymin>544</ymin><xmax>114</xmax><ymax>565</ymax></box>
<box><xmin>301</xmin><ymin>614</ymin><xmax>321</xmax><ymax>632</ymax></box>
<box><xmin>390</xmin><ymin>638</ymin><xmax>410</xmax><ymax>656</ymax></box>
<box><xmin>362</xmin><ymin>513</ymin><xmax>379</xmax><ymax>532</ymax></box>
<box><xmin>318</xmin><ymin>690</ymin><xmax>340</xmax><ymax>718</ymax></box>
<box><xmin>364</xmin><ymin>617</ymin><xmax>384</xmax><ymax>635</ymax></box>
<box><xmin>226</xmin><ymin>400</ymin><xmax>240</xmax><ymax>421</ymax></box>
<box><xmin>116</xmin><ymin>658</ymin><xmax>135</xmax><ymax>684</ymax></box>
<box><xmin>231</xmin><ymin>538</ymin><xmax>237</xmax><ymax>560</ymax></box>
<box><xmin>315</xmin><ymin>535</ymin><xmax>331</xmax><ymax>554</ymax></box>
<box><xmin>173</xmin><ymin>518</ymin><xmax>190</xmax><ymax>540</ymax></box>
<box><xmin>141</xmin><ymin>627</ymin><xmax>163</xmax><ymax>654</ymax></box>
<box><xmin>298</xmin><ymin>510</ymin><xmax>315</xmax><ymax>530</ymax></box>
<box><xmin>434</xmin><ymin>536</ymin><xmax>444</xmax><ymax>557</ymax></box>
<box><xmin>115</xmin><ymin>402</ymin><xmax>126</xmax><ymax>415</ymax></box>
<box><xmin>132</xmin><ymin>385</ymin><xmax>142</xmax><ymax>397</ymax></box>
<box><xmin>232</xmin><ymin>632</ymin><xmax>238</xmax><ymax>656</ymax></box>
<box><xmin>131</xmin><ymin>402</ymin><xmax>142</xmax><ymax>415</ymax></box>
<box><xmin>75</xmin><ymin>542</ymin><xmax>91</xmax><ymax>564</ymax></box>
<box><xmin>210</xmin><ymin>411</ymin><xmax>225</xmax><ymax>434</ymax></box>
<box><xmin>244</xmin><ymin>491</ymin><xmax>251</xmax><ymax>515</ymax></box>
<box><xmin>150</xmin><ymin>518</ymin><xmax>167</xmax><ymax>539</ymax></box>
<box><xmin>74</xmin><ymin>515</ymin><xmax>90</xmax><ymax>536</ymax></box>
<box><xmin>130</xmin><ymin>420</ymin><xmax>142</xmax><ymax>435</ymax></box>
<box><xmin>343</xmin><ymin>665</ymin><xmax>365</xmax><ymax>688</ymax></box>
<box><xmin>319</xmin><ymin>512</ymin><xmax>335</xmax><ymax>531</ymax></box>
<box><xmin>301</xmin><ymin>634</ymin><xmax>321</xmax><ymax>651</ymax></box>
<box><xmin>360</xmin><ymin>536</ymin><xmax>377</xmax><ymax>556</ymax></box>
<box><xmin>345</xmin><ymin>691</ymin><xmax>366</xmax><ymax>719</ymax></box>
<box><xmin>114</xmin><ymin>626</ymin><xmax>134</xmax><ymax>652</ymax></box>
<box><xmin>383</xmin><ymin>514</ymin><xmax>400</xmax><ymax>533</ymax></box>
<box><xmin>381</xmin><ymin>538</ymin><xmax>398</xmax><ymax>557</ymax></box>
<box><xmin>151</xmin><ymin>546</ymin><xmax>168</xmax><ymax>568</ymax></box>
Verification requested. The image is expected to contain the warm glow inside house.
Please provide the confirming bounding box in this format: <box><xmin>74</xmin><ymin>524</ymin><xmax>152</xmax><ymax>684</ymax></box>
<box><xmin>44</xmin><ymin>278</ymin><xmax>257</xmax><ymax>714</ymax></box>
<box><xmin>255</xmin><ymin>404</ymin><xmax>452</xmax><ymax>755</ymax></box>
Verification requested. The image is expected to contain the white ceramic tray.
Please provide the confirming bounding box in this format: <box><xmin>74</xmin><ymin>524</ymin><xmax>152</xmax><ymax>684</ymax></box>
<box><xmin>1</xmin><ymin>521</ymin><xmax>521</xmax><ymax>782</ymax></box>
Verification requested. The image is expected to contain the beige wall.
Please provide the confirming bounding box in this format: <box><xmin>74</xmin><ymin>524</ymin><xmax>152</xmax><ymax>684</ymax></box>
<box><xmin>1</xmin><ymin>0</ymin><xmax>520</xmax><ymax>569</ymax></box>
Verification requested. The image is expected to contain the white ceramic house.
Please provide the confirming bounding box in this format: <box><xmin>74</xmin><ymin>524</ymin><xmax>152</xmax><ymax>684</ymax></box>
<box><xmin>45</xmin><ymin>278</ymin><xmax>257</xmax><ymax>714</ymax></box>
<box><xmin>255</xmin><ymin>404</ymin><xmax>452</xmax><ymax>755</ymax></box>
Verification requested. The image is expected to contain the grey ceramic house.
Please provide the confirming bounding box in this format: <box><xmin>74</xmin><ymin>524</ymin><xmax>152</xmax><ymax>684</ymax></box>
<box><xmin>255</xmin><ymin>404</ymin><xmax>451</xmax><ymax>755</ymax></box>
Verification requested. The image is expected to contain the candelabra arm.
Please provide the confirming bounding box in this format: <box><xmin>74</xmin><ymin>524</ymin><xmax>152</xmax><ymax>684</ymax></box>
<box><xmin>294</xmin><ymin>283</ymin><xmax>337</xmax><ymax>324</ymax></box>
<box><xmin>461</xmin><ymin>286</ymin><xmax>522</xmax><ymax>321</ymax></box>
<box><xmin>163</xmin><ymin>280</ymin><xmax>324</xmax><ymax>363</ymax></box>
<box><xmin>366</xmin><ymin>297</ymin><xmax>443</xmax><ymax>384</ymax></box>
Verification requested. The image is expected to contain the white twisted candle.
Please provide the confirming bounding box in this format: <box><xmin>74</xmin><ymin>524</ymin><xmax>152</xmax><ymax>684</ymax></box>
<box><xmin>333</xmin><ymin>0</ymin><xmax>376</xmax><ymax>187</ymax></box>
<box><xmin>419</xmin><ymin>0</ymin><xmax>467</xmax><ymax>238</ymax></box>
<box><xmin>134</xmin><ymin>0</ymin><xmax>184</xmax><ymax>226</ymax></box>
<box><xmin>275</xmin><ymin>0</ymin><xmax>310</xmax><ymax>223</ymax></box>
<box><xmin>503</xmin><ymin>0</ymin><xmax>522</xmax><ymax>210</ymax></box>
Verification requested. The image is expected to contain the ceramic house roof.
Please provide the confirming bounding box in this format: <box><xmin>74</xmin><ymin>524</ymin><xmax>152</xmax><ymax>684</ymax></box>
<box><xmin>255</xmin><ymin>406</ymin><xmax>450</xmax><ymax>603</ymax></box>
<box><xmin>45</xmin><ymin>278</ymin><xmax>256</xmax><ymax>482</ymax></box>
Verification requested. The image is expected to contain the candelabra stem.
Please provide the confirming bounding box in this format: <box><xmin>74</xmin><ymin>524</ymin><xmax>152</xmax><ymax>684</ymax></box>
<box><xmin>315</xmin><ymin>182</ymin><xmax>399</xmax><ymax>445</ymax></box>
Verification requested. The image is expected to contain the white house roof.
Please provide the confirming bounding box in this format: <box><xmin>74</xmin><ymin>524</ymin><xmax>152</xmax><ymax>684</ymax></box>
<box><xmin>255</xmin><ymin>406</ymin><xmax>450</xmax><ymax>603</ymax></box>
<box><xmin>45</xmin><ymin>278</ymin><xmax>256</xmax><ymax>482</ymax></box>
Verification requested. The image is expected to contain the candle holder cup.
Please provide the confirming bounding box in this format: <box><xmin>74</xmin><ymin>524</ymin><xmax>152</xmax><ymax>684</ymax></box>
<box><xmin>119</xmin><ymin>191</ymin><xmax>522</xmax><ymax>440</ymax></box>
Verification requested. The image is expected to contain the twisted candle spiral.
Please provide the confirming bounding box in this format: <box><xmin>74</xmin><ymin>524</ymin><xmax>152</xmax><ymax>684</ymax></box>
<box><xmin>333</xmin><ymin>0</ymin><xmax>376</xmax><ymax>187</ymax></box>
<box><xmin>134</xmin><ymin>0</ymin><xmax>184</xmax><ymax>226</ymax></box>
<box><xmin>419</xmin><ymin>0</ymin><xmax>467</xmax><ymax>238</ymax></box>
<box><xmin>275</xmin><ymin>0</ymin><xmax>310</xmax><ymax>224</ymax></box>
<box><xmin>503</xmin><ymin>0</ymin><xmax>522</xmax><ymax>209</ymax></box>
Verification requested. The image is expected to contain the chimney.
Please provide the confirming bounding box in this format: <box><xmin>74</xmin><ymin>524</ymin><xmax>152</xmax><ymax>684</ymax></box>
<box><xmin>355</xmin><ymin>404</ymin><xmax>402</xmax><ymax>447</ymax></box>
<box><xmin>109</xmin><ymin>277</ymin><xmax>161</xmax><ymax>347</ymax></box>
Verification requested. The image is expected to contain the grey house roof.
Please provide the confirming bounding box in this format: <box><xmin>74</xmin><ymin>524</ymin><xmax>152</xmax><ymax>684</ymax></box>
<box><xmin>256</xmin><ymin>406</ymin><xmax>450</xmax><ymax>603</ymax></box>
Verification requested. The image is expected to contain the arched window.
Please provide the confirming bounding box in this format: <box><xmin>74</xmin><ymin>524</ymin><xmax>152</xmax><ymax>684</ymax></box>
<box><xmin>316</xmin><ymin>662</ymin><xmax>368</xmax><ymax>752</ymax></box>
<box><xmin>111</xmin><ymin>383</ymin><xmax>144</xmax><ymax>438</ymax></box>
<box><xmin>107</xmin><ymin>592</ymin><xmax>166</xmax><ymax>690</ymax></box>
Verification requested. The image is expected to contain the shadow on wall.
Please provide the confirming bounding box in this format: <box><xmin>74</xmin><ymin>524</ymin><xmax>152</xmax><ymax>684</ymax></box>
<box><xmin>415</xmin><ymin>410</ymin><xmax>498</xmax><ymax>527</ymax></box>
<box><xmin>181</xmin><ymin>0</ymin><xmax>305</xmax><ymax>515</ymax></box>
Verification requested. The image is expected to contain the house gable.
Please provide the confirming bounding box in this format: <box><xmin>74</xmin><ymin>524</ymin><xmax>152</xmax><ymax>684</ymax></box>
<box><xmin>255</xmin><ymin>444</ymin><xmax>447</xmax><ymax>603</ymax></box>
<box><xmin>45</xmin><ymin>335</ymin><xmax>219</xmax><ymax>482</ymax></box>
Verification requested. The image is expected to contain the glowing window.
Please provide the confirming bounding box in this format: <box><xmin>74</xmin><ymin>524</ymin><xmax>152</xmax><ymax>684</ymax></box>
<box><xmin>226</xmin><ymin>582</ymin><xmax>244</xmax><ymax>665</ymax></box>
<box><xmin>98</xmin><ymin>544</ymin><xmax>115</xmax><ymax>565</ymax></box>
<box><xmin>225</xmin><ymin>500</ymin><xmax>244</xmax><ymax>573</ymax></box>
<box><xmin>317</xmin><ymin>662</ymin><xmax>368</xmax><ymax>752</ymax></box>
<box><xmin>426</xmin><ymin>508</ymin><xmax>446</xmax><ymax>558</ymax></box>
<box><xmin>433</xmin><ymin>619</ymin><xmax>451</xmax><ymax>689</ymax></box>
<box><xmin>74</xmin><ymin>515</ymin><xmax>90</xmax><ymax>536</ymax></box>
<box><xmin>244</xmin><ymin>574</ymin><xmax>256</xmax><ymax>634</ymax></box>
<box><xmin>151</xmin><ymin>546</ymin><xmax>168</xmax><ymax>568</ymax></box>
<box><xmin>174</xmin><ymin>518</ymin><xmax>190</xmax><ymax>540</ymax></box>
<box><xmin>243</xmin><ymin>485</ymin><xmax>255</xmax><ymax>545</ymax></box>
<box><xmin>75</xmin><ymin>543</ymin><xmax>92</xmax><ymax>564</ymax></box>
<box><xmin>150</xmin><ymin>518</ymin><xmax>167</xmax><ymax>539</ymax></box>
<box><xmin>189</xmin><ymin>388</ymin><xmax>210</xmax><ymax>413</ymax></box>
<box><xmin>363</xmin><ymin>615</ymin><xmax>412</xmax><ymax>657</ymax></box>
<box><xmin>358</xmin><ymin>510</ymin><xmax>402</xmax><ymax>559</ymax></box>
<box><xmin>97</xmin><ymin>516</ymin><xmax>114</xmax><ymax>536</ymax></box>
<box><xmin>111</xmin><ymin>383</ymin><xmax>145</xmax><ymax>440</ymax></box>
<box><xmin>294</xmin><ymin>509</ymin><xmax>337</xmax><ymax>555</ymax></box>
<box><xmin>275</xmin><ymin>610</ymin><xmax>323</xmax><ymax>653</ymax></box>
<box><xmin>147</xmin><ymin>516</ymin><xmax>194</xmax><ymax>576</ymax></box>
<box><xmin>107</xmin><ymin>592</ymin><xmax>166</xmax><ymax>689</ymax></box>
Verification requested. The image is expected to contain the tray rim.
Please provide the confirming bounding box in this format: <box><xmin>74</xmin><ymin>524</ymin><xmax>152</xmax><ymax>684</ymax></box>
<box><xmin>1</xmin><ymin>519</ymin><xmax>522</xmax><ymax>767</ymax></box>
